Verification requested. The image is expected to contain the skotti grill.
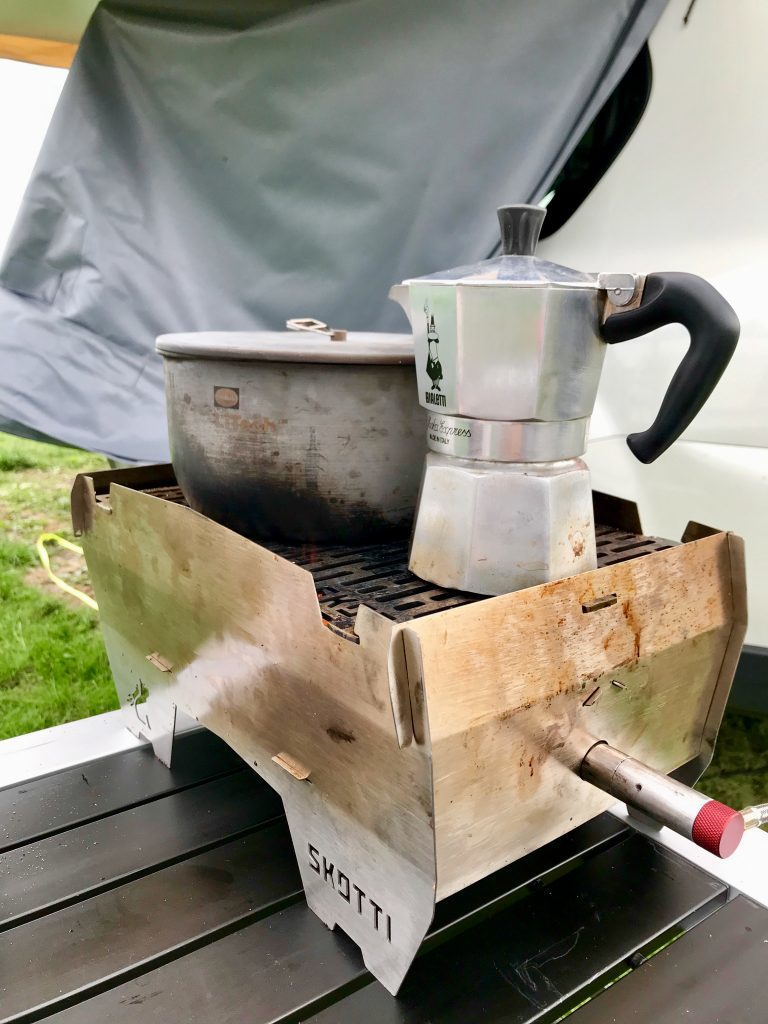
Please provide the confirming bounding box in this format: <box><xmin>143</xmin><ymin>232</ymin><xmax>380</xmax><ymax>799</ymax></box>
<box><xmin>67</xmin><ymin>205</ymin><xmax>754</xmax><ymax>1003</ymax></box>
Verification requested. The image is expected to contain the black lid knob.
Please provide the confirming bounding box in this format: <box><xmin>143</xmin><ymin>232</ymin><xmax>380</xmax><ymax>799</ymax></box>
<box><xmin>497</xmin><ymin>204</ymin><xmax>546</xmax><ymax>256</ymax></box>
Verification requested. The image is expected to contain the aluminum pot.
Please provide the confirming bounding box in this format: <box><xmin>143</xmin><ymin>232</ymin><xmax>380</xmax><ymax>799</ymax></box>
<box><xmin>156</xmin><ymin>331</ymin><xmax>426</xmax><ymax>544</ymax></box>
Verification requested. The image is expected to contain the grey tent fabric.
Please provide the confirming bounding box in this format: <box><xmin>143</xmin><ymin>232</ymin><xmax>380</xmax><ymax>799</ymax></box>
<box><xmin>0</xmin><ymin>0</ymin><xmax>667</xmax><ymax>462</ymax></box>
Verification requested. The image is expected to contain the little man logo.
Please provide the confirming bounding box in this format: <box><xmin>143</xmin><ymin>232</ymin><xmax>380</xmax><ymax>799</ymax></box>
<box><xmin>425</xmin><ymin>310</ymin><xmax>443</xmax><ymax>393</ymax></box>
<box><xmin>308</xmin><ymin>843</ymin><xmax>392</xmax><ymax>942</ymax></box>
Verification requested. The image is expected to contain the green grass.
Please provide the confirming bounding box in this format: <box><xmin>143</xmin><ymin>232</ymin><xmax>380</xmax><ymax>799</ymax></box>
<box><xmin>698</xmin><ymin>710</ymin><xmax>768</xmax><ymax>812</ymax></box>
<box><xmin>0</xmin><ymin>433</ymin><xmax>117</xmax><ymax>739</ymax></box>
<box><xmin>0</xmin><ymin>431</ymin><xmax>764</xmax><ymax>818</ymax></box>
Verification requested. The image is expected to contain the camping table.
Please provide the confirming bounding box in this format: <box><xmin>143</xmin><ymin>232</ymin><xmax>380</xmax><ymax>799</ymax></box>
<box><xmin>1</xmin><ymin>715</ymin><xmax>766</xmax><ymax>1024</ymax></box>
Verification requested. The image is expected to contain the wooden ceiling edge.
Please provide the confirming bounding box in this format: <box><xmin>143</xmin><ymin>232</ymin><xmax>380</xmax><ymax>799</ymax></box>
<box><xmin>0</xmin><ymin>34</ymin><xmax>76</xmax><ymax>69</ymax></box>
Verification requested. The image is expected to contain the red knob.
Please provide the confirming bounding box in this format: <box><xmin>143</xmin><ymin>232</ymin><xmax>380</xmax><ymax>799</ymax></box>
<box><xmin>692</xmin><ymin>800</ymin><xmax>745</xmax><ymax>858</ymax></box>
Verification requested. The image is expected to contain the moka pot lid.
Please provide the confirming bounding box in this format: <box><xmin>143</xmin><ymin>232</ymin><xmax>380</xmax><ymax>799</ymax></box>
<box><xmin>402</xmin><ymin>205</ymin><xmax>597</xmax><ymax>289</ymax></box>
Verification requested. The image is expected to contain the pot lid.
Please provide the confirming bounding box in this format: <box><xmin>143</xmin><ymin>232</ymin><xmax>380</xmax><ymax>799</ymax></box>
<box><xmin>156</xmin><ymin>329</ymin><xmax>415</xmax><ymax>364</ymax></box>
<box><xmin>403</xmin><ymin>205</ymin><xmax>596</xmax><ymax>288</ymax></box>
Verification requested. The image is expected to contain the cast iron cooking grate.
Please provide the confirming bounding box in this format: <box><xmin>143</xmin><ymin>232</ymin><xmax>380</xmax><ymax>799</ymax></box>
<box><xmin>271</xmin><ymin>526</ymin><xmax>675</xmax><ymax>643</ymax></box>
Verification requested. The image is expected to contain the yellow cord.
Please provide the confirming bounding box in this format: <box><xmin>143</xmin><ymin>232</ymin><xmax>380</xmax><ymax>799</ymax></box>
<box><xmin>35</xmin><ymin>533</ymin><xmax>99</xmax><ymax>611</ymax></box>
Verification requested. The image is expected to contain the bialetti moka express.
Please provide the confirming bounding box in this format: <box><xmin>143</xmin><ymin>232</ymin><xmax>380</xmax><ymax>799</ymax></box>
<box><xmin>391</xmin><ymin>204</ymin><xmax>740</xmax><ymax>595</ymax></box>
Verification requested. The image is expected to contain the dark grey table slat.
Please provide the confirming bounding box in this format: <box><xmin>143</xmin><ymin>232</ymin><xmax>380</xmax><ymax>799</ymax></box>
<box><xmin>37</xmin><ymin>818</ymin><xmax>626</xmax><ymax>1024</ymax></box>
<box><xmin>0</xmin><ymin>729</ymin><xmax>244</xmax><ymax>853</ymax></box>
<box><xmin>46</xmin><ymin>901</ymin><xmax>362</xmax><ymax>1024</ymax></box>
<box><xmin>301</xmin><ymin>837</ymin><xmax>727</xmax><ymax>1024</ymax></box>
<box><xmin>2</xmin><ymin>726</ymin><xmax>746</xmax><ymax>1024</ymax></box>
<box><xmin>41</xmin><ymin>831</ymin><xmax>723</xmax><ymax>1024</ymax></box>
<box><xmin>570</xmin><ymin>895</ymin><xmax>768</xmax><ymax>1023</ymax></box>
<box><xmin>0</xmin><ymin>770</ymin><xmax>282</xmax><ymax>929</ymax></box>
<box><xmin>0</xmin><ymin>825</ymin><xmax>302</xmax><ymax>1022</ymax></box>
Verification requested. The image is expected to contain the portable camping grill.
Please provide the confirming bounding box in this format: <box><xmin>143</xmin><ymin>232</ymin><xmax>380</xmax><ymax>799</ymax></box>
<box><xmin>71</xmin><ymin>464</ymin><xmax>746</xmax><ymax>994</ymax></box>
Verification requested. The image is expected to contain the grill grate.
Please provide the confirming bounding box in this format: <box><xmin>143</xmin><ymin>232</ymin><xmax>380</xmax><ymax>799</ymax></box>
<box><xmin>595</xmin><ymin>524</ymin><xmax>675</xmax><ymax>565</ymax></box>
<box><xmin>271</xmin><ymin>526</ymin><xmax>676</xmax><ymax>643</ymax></box>
<box><xmin>143</xmin><ymin>485</ymin><xmax>189</xmax><ymax>505</ymax></box>
<box><xmin>133</xmin><ymin>481</ymin><xmax>674</xmax><ymax>644</ymax></box>
<box><xmin>270</xmin><ymin>540</ymin><xmax>475</xmax><ymax>641</ymax></box>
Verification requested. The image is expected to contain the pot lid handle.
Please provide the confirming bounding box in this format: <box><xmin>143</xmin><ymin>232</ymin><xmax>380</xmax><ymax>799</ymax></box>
<box><xmin>497</xmin><ymin>204</ymin><xmax>546</xmax><ymax>256</ymax></box>
<box><xmin>286</xmin><ymin>318</ymin><xmax>347</xmax><ymax>342</ymax></box>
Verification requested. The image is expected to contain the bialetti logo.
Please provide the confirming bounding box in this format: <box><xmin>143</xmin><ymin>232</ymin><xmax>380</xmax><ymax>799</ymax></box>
<box><xmin>425</xmin><ymin>391</ymin><xmax>447</xmax><ymax>407</ymax></box>
<box><xmin>308</xmin><ymin>843</ymin><xmax>392</xmax><ymax>942</ymax></box>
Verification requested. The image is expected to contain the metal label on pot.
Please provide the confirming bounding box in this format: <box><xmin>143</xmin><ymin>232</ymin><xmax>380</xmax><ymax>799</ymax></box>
<box><xmin>213</xmin><ymin>386</ymin><xmax>240</xmax><ymax>409</ymax></box>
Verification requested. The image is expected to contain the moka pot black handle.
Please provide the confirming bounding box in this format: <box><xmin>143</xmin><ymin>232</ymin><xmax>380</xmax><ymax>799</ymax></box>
<box><xmin>601</xmin><ymin>272</ymin><xmax>740</xmax><ymax>464</ymax></box>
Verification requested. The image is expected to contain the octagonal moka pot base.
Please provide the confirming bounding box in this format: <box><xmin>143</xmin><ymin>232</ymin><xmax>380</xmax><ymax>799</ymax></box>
<box><xmin>409</xmin><ymin>450</ymin><xmax>597</xmax><ymax>593</ymax></box>
<box><xmin>71</xmin><ymin>465</ymin><xmax>746</xmax><ymax>995</ymax></box>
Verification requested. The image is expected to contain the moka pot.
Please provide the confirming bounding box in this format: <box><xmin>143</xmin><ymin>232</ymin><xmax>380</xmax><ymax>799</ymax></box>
<box><xmin>390</xmin><ymin>204</ymin><xmax>740</xmax><ymax>595</ymax></box>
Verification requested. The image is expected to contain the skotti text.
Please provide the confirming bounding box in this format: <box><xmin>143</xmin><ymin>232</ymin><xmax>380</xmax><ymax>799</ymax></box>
<box><xmin>308</xmin><ymin>843</ymin><xmax>392</xmax><ymax>942</ymax></box>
